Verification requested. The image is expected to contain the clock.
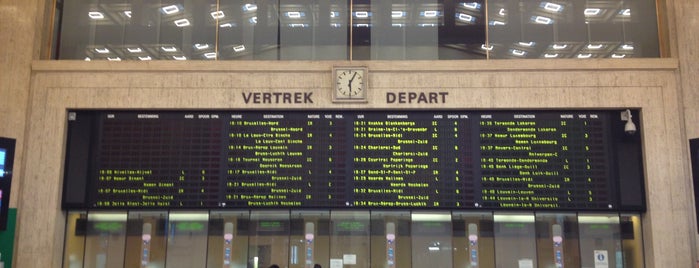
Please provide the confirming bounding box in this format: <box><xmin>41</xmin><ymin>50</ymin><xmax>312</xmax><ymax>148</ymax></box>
<box><xmin>333</xmin><ymin>67</ymin><xmax>368</xmax><ymax>103</ymax></box>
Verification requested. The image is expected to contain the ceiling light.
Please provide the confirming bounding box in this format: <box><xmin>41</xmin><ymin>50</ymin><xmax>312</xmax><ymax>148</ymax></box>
<box><xmin>422</xmin><ymin>10</ymin><xmax>439</xmax><ymax>17</ymax></box>
<box><xmin>161</xmin><ymin>5</ymin><xmax>180</xmax><ymax>15</ymax></box>
<box><xmin>355</xmin><ymin>11</ymin><xmax>369</xmax><ymax>18</ymax></box>
<box><xmin>204</xmin><ymin>52</ymin><xmax>217</xmax><ymax>59</ymax></box>
<box><xmin>490</xmin><ymin>20</ymin><xmax>506</xmax><ymax>25</ymax></box>
<box><xmin>161</xmin><ymin>46</ymin><xmax>177</xmax><ymax>52</ymax></box>
<box><xmin>286</xmin><ymin>11</ymin><xmax>302</xmax><ymax>18</ymax></box>
<box><xmin>356</xmin><ymin>23</ymin><xmax>370</xmax><ymax>27</ymax></box>
<box><xmin>392</xmin><ymin>11</ymin><xmax>405</xmax><ymax>18</ymax></box>
<box><xmin>173</xmin><ymin>55</ymin><xmax>187</xmax><ymax>60</ymax></box>
<box><xmin>620</xmin><ymin>9</ymin><xmax>631</xmax><ymax>16</ymax></box>
<box><xmin>419</xmin><ymin>23</ymin><xmax>437</xmax><ymax>27</ymax></box>
<box><xmin>498</xmin><ymin>8</ymin><xmax>506</xmax><ymax>16</ymax></box>
<box><xmin>457</xmin><ymin>13</ymin><xmax>474</xmax><ymax>22</ymax></box>
<box><xmin>587</xmin><ymin>44</ymin><xmax>604</xmax><ymax>49</ymax></box>
<box><xmin>533</xmin><ymin>16</ymin><xmax>553</xmax><ymax>24</ymax></box>
<box><xmin>584</xmin><ymin>8</ymin><xmax>601</xmax><ymax>16</ymax></box>
<box><xmin>243</xmin><ymin>3</ymin><xmax>257</xmax><ymax>12</ymax></box>
<box><xmin>174</xmin><ymin>19</ymin><xmax>190</xmax><ymax>27</ymax></box>
<box><xmin>611</xmin><ymin>54</ymin><xmax>626</xmax><ymax>58</ymax></box>
<box><xmin>543</xmin><ymin>2</ymin><xmax>563</xmax><ymax>12</ymax></box>
<box><xmin>481</xmin><ymin>44</ymin><xmax>493</xmax><ymax>51</ymax></box>
<box><xmin>544</xmin><ymin>53</ymin><xmax>559</xmax><ymax>58</ymax></box>
<box><xmin>88</xmin><ymin>12</ymin><xmax>105</xmax><ymax>19</ymax></box>
<box><xmin>84</xmin><ymin>57</ymin><xmax>91</xmax><ymax>61</ymax></box>
<box><xmin>194</xmin><ymin>44</ymin><xmax>209</xmax><ymax>50</ymax></box>
<box><xmin>211</xmin><ymin>11</ymin><xmax>225</xmax><ymax>19</ymax></box>
<box><xmin>511</xmin><ymin>49</ymin><xmax>527</xmax><ymax>56</ymax></box>
<box><xmin>577</xmin><ymin>53</ymin><xmax>593</xmax><ymax>58</ymax></box>
<box><xmin>124</xmin><ymin>11</ymin><xmax>132</xmax><ymax>18</ymax></box>
<box><xmin>331</xmin><ymin>23</ymin><xmax>342</xmax><ymax>27</ymax></box>
<box><xmin>330</xmin><ymin>11</ymin><xmax>339</xmax><ymax>18</ymax></box>
<box><xmin>220</xmin><ymin>23</ymin><xmax>234</xmax><ymax>28</ymax></box>
<box><xmin>552</xmin><ymin>44</ymin><xmax>567</xmax><ymax>50</ymax></box>
<box><xmin>288</xmin><ymin>23</ymin><xmax>307</xmax><ymax>27</ymax></box>
<box><xmin>463</xmin><ymin>2</ymin><xmax>480</xmax><ymax>10</ymax></box>
<box><xmin>233</xmin><ymin>45</ymin><xmax>246</xmax><ymax>52</ymax></box>
<box><xmin>107</xmin><ymin>57</ymin><xmax>121</xmax><ymax>61</ymax></box>
<box><xmin>95</xmin><ymin>48</ymin><xmax>110</xmax><ymax>54</ymax></box>
<box><xmin>518</xmin><ymin>42</ymin><xmax>535</xmax><ymax>47</ymax></box>
<box><xmin>127</xmin><ymin>47</ymin><xmax>143</xmax><ymax>53</ymax></box>
<box><xmin>138</xmin><ymin>56</ymin><xmax>152</xmax><ymax>61</ymax></box>
<box><xmin>392</xmin><ymin>23</ymin><xmax>404</xmax><ymax>27</ymax></box>
<box><xmin>249</xmin><ymin>17</ymin><xmax>258</xmax><ymax>24</ymax></box>
<box><xmin>621</xmin><ymin>44</ymin><xmax>634</xmax><ymax>50</ymax></box>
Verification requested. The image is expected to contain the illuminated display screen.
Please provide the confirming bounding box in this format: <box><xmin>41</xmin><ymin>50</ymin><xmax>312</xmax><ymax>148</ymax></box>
<box><xmin>62</xmin><ymin>110</ymin><xmax>646</xmax><ymax>211</ymax></box>
<box><xmin>0</xmin><ymin>148</ymin><xmax>5</xmax><ymax>178</ymax></box>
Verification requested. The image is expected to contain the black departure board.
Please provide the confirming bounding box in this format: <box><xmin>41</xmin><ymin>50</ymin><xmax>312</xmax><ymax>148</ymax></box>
<box><xmin>62</xmin><ymin>110</ymin><xmax>645</xmax><ymax>211</ymax></box>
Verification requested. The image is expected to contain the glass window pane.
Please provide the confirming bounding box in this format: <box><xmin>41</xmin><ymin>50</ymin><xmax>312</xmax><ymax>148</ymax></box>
<box><xmin>411</xmin><ymin>212</ymin><xmax>453</xmax><ymax>268</ymax></box>
<box><xmin>207</xmin><ymin>211</ymin><xmax>250</xmax><ymax>268</ymax></box>
<box><xmin>279</xmin><ymin>1</ymin><xmax>348</xmax><ymax>60</ymax></box>
<box><xmin>124</xmin><ymin>211</ymin><xmax>168</xmax><ymax>268</ymax></box>
<box><xmin>84</xmin><ymin>212</ymin><xmax>128</xmax><ymax>268</ymax></box>
<box><xmin>493</xmin><ymin>213</ymin><xmax>537</xmax><ymax>268</ymax></box>
<box><xmin>289</xmin><ymin>210</ymin><xmax>331</xmax><ymax>268</ymax></box>
<box><xmin>165</xmin><ymin>212</ymin><xmax>209</xmax><ymax>268</ymax></box>
<box><xmin>452</xmin><ymin>212</ymin><xmax>494</xmax><ymax>268</ymax></box>
<box><xmin>63</xmin><ymin>211</ymin><xmax>87</xmax><ymax>268</ymax></box>
<box><xmin>620</xmin><ymin>213</ymin><xmax>645</xmax><ymax>267</ymax></box>
<box><xmin>578</xmin><ymin>213</ymin><xmax>622</xmax><ymax>268</ymax></box>
<box><xmin>249</xmin><ymin>211</ymin><xmax>290</xmax><ymax>268</ymax></box>
<box><xmin>535</xmin><ymin>213</ymin><xmax>580</xmax><ymax>268</ymax></box>
<box><xmin>330</xmin><ymin>211</ymin><xmax>370</xmax><ymax>268</ymax></box>
<box><xmin>370</xmin><ymin>211</ymin><xmax>411</xmax><ymax>268</ymax></box>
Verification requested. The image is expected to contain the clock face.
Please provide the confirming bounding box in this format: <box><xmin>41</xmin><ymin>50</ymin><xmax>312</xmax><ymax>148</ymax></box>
<box><xmin>334</xmin><ymin>67</ymin><xmax>367</xmax><ymax>102</ymax></box>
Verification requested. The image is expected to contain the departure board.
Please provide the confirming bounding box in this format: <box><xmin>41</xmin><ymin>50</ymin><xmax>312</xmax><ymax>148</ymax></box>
<box><xmin>62</xmin><ymin>110</ymin><xmax>645</xmax><ymax>211</ymax></box>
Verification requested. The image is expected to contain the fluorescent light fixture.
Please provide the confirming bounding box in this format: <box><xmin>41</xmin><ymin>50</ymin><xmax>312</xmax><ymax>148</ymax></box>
<box><xmin>481</xmin><ymin>44</ymin><xmax>493</xmax><ymax>51</ymax></box>
<box><xmin>498</xmin><ymin>8</ymin><xmax>506</xmax><ymax>16</ymax></box>
<box><xmin>511</xmin><ymin>49</ymin><xmax>527</xmax><ymax>56</ymax></box>
<box><xmin>174</xmin><ymin>19</ymin><xmax>190</xmax><ymax>27</ymax></box>
<box><xmin>552</xmin><ymin>44</ymin><xmax>567</xmax><ymax>50</ymax></box>
<box><xmin>220</xmin><ymin>23</ymin><xmax>234</xmax><ymax>27</ymax></box>
<box><xmin>490</xmin><ymin>20</ymin><xmax>506</xmax><ymax>25</ymax></box>
<box><xmin>457</xmin><ymin>13</ymin><xmax>474</xmax><ymax>22</ymax></box>
<box><xmin>243</xmin><ymin>3</ymin><xmax>257</xmax><ymax>12</ymax></box>
<box><xmin>233</xmin><ymin>45</ymin><xmax>246</xmax><ymax>52</ymax></box>
<box><xmin>88</xmin><ymin>11</ymin><xmax>105</xmax><ymax>19</ymax></box>
<box><xmin>412</xmin><ymin>213</ymin><xmax>451</xmax><ymax>222</ymax></box>
<box><xmin>577</xmin><ymin>53</ymin><xmax>593</xmax><ymax>58</ymax></box>
<box><xmin>138</xmin><ymin>56</ymin><xmax>152</xmax><ymax>61</ymax></box>
<box><xmin>544</xmin><ymin>53</ymin><xmax>559</xmax><ymax>58</ymax></box>
<box><xmin>95</xmin><ymin>48</ymin><xmax>110</xmax><ymax>54</ymax></box>
<box><xmin>107</xmin><ymin>57</ymin><xmax>121</xmax><ymax>61</ymax></box>
<box><xmin>286</xmin><ymin>11</ymin><xmax>302</xmax><ymax>18</ymax></box>
<box><xmin>173</xmin><ymin>55</ymin><xmax>187</xmax><ymax>60</ymax></box>
<box><xmin>330</xmin><ymin>11</ymin><xmax>339</xmax><ymax>18</ymax></box>
<box><xmin>84</xmin><ymin>57</ymin><xmax>91</xmax><ymax>61</ymax></box>
<box><xmin>392</xmin><ymin>11</ymin><xmax>405</xmax><ymax>18</ymax></box>
<box><xmin>356</xmin><ymin>23</ymin><xmax>370</xmax><ymax>27</ymax></box>
<box><xmin>419</xmin><ymin>23</ymin><xmax>437</xmax><ymax>27</ymax></box>
<box><xmin>621</xmin><ymin>44</ymin><xmax>634</xmax><ymax>50</ymax></box>
<box><xmin>463</xmin><ymin>2</ymin><xmax>480</xmax><ymax>10</ymax></box>
<box><xmin>518</xmin><ymin>41</ymin><xmax>535</xmax><ymax>47</ymax></box>
<box><xmin>288</xmin><ymin>23</ymin><xmax>307</xmax><ymax>27</ymax></box>
<box><xmin>428</xmin><ymin>242</ymin><xmax>441</xmax><ymax>251</ymax></box>
<box><xmin>611</xmin><ymin>54</ymin><xmax>626</xmax><ymax>58</ymax></box>
<box><xmin>211</xmin><ymin>11</ymin><xmax>225</xmax><ymax>19</ymax></box>
<box><xmin>354</xmin><ymin>11</ymin><xmax>369</xmax><ymax>18</ymax></box>
<box><xmin>331</xmin><ymin>23</ymin><xmax>342</xmax><ymax>27</ymax></box>
<box><xmin>161</xmin><ymin>46</ymin><xmax>178</xmax><ymax>52</ymax></box>
<box><xmin>194</xmin><ymin>44</ymin><xmax>209</xmax><ymax>50</ymax></box>
<box><xmin>578</xmin><ymin>215</ymin><xmax>619</xmax><ymax>224</ymax></box>
<box><xmin>249</xmin><ymin>17</ymin><xmax>258</xmax><ymax>24</ymax></box>
<box><xmin>127</xmin><ymin>47</ymin><xmax>143</xmax><ymax>53</ymax></box>
<box><xmin>88</xmin><ymin>213</ymin><xmax>128</xmax><ymax>222</ymax></box>
<box><xmin>422</xmin><ymin>10</ymin><xmax>439</xmax><ymax>17</ymax></box>
<box><xmin>161</xmin><ymin>5</ymin><xmax>180</xmax><ymax>15</ymax></box>
<box><xmin>169</xmin><ymin>213</ymin><xmax>209</xmax><ymax>221</ymax></box>
<box><xmin>620</xmin><ymin>9</ymin><xmax>630</xmax><ymax>16</ymax></box>
<box><xmin>533</xmin><ymin>16</ymin><xmax>553</xmax><ymax>24</ymax></box>
<box><xmin>392</xmin><ymin>23</ymin><xmax>404</xmax><ymax>27</ymax></box>
<box><xmin>587</xmin><ymin>44</ymin><xmax>604</xmax><ymax>49</ymax></box>
<box><xmin>124</xmin><ymin>11</ymin><xmax>132</xmax><ymax>18</ymax></box>
<box><xmin>203</xmin><ymin>52</ymin><xmax>217</xmax><ymax>59</ymax></box>
<box><xmin>543</xmin><ymin>2</ymin><xmax>563</xmax><ymax>12</ymax></box>
<box><xmin>493</xmin><ymin>214</ymin><xmax>535</xmax><ymax>222</ymax></box>
<box><xmin>584</xmin><ymin>8</ymin><xmax>601</xmax><ymax>16</ymax></box>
